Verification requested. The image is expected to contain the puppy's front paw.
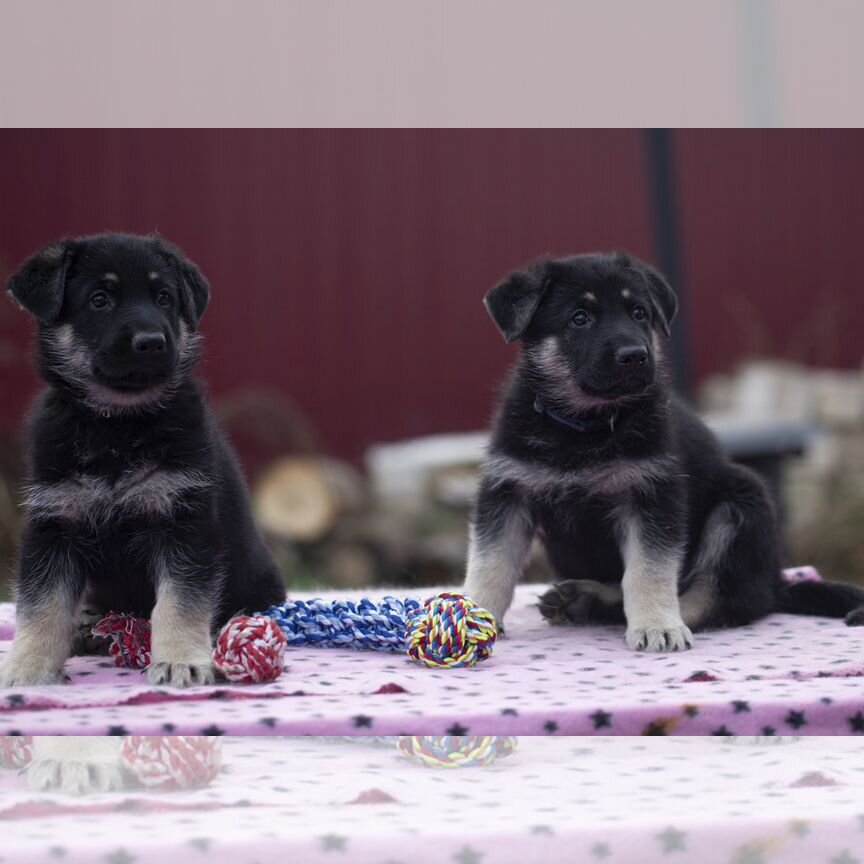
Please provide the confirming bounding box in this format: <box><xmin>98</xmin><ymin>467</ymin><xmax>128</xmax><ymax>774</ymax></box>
<box><xmin>0</xmin><ymin>656</ymin><xmax>67</xmax><ymax>687</ymax></box>
<box><xmin>148</xmin><ymin>661</ymin><xmax>214</xmax><ymax>688</ymax></box>
<box><xmin>27</xmin><ymin>758</ymin><xmax>126</xmax><ymax>794</ymax></box>
<box><xmin>626</xmin><ymin>621</ymin><xmax>693</xmax><ymax>652</ymax></box>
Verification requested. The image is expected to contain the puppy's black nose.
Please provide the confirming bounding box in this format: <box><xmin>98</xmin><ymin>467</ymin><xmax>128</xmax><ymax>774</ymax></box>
<box><xmin>615</xmin><ymin>345</ymin><xmax>648</xmax><ymax>366</ymax></box>
<box><xmin>132</xmin><ymin>332</ymin><xmax>167</xmax><ymax>353</ymax></box>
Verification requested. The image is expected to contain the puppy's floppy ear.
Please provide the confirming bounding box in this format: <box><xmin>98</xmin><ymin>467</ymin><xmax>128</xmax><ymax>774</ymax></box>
<box><xmin>6</xmin><ymin>240</ymin><xmax>73</xmax><ymax>324</ymax></box>
<box><xmin>483</xmin><ymin>261</ymin><xmax>551</xmax><ymax>343</ymax></box>
<box><xmin>154</xmin><ymin>236</ymin><xmax>211</xmax><ymax>330</ymax></box>
<box><xmin>627</xmin><ymin>256</ymin><xmax>678</xmax><ymax>338</ymax></box>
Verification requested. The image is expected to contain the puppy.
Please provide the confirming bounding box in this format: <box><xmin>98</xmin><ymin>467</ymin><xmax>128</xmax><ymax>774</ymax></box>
<box><xmin>464</xmin><ymin>251</ymin><xmax>864</xmax><ymax>650</ymax></box>
<box><xmin>0</xmin><ymin>233</ymin><xmax>286</xmax><ymax>687</ymax></box>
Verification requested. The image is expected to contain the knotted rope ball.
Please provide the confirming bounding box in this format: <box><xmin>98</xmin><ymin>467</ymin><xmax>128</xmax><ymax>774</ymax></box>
<box><xmin>120</xmin><ymin>736</ymin><xmax>222</xmax><ymax>790</ymax></box>
<box><xmin>92</xmin><ymin>612</ymin><xmax>152</xmax><ymax>669</ymax></box>
<box><xmin>212</xmin><ymin>615</ymin><xmax>287</xmax><ymax>683</ymax></box>
<box><xmin>405</xmin><ymin>593</ymin><xmax>497</xmax><ymax>668</ymax></box>
<box><xmin>397</xmin><ymin>735</ymin><xmax>518</xmax><ymax>768</ymax></box>
<box><xmin>0</xmin><ymin>735</ymin><xmax>34</xmax><ymax>769</ymax></box>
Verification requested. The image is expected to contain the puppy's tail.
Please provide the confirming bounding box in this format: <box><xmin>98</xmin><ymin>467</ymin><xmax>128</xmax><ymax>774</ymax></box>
<box><xmin>776</xmin><ymin>579</ymin><xmax>864</xmax><ymax>626</ymax></box>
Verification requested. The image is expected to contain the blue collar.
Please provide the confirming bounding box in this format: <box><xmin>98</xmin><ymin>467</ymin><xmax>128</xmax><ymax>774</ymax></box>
<box><xmin>533</xmin><ymin>395</ymin><xmax>617</xmax><ymax>434</ymax></box>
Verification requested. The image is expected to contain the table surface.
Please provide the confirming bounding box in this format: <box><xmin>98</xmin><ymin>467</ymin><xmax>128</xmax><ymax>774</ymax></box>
<box><xmin>2</xmin><ymin>737</ymin><xmax>864</xmax><ymax>864</ymax></box>
<box><xmin>1</xmin><ymin>583</ymin><xmax>863</xmax><ymax>736</ymax></box>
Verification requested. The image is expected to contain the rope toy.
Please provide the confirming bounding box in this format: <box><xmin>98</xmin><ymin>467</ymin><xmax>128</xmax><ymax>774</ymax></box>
<box><xmin>0</xmin><ymin>736</ymin><xmax>33</xmax><ymax>769</ymax></box>
<box><xmin>121</xmin><ymin>736</ymin><xmax>222</xmax><ymax>790</ymax></box>
<box><xmin>264</xmin><ymin>591</ymin><xmax>497</xmax><ymax>668</ymax></box>
<box><xmin>397</xmin><ymin>736</ymin><xmax>518</xmax><ymax>768</ymax></box>
<box><xmin>92</xmin><ymin>613</ymin><xmax>286</xmax><ymax>683</ymax></box>
<box><xmin>406</xmin><ymin>593</ymin><xmax>497</xmax><ymax>668</ymax></box>
<box><xmin>212</xmin><ymin>615</ymin><xmax>287</xmax><ymax>683</ymax></box>
<box><xmin>92</xmin><ymin>612</ymin><xmax>152</xmax><ymax>669</ymax></box>
<box><xmin>0</xmin><ymin>735</ymin><xmax>220</xmax><ymax>791</ymax></box>
<box><xmin>92</xmin><ymin>591</ymin><xmax>497</xmax><ymax>679</ymax></box>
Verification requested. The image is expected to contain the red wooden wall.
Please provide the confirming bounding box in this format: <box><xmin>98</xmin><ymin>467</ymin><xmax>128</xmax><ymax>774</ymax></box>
<box><xmin>0</xmin><ymin>130</ymin><xmax>861</xmax><ymax>467</ymax></box>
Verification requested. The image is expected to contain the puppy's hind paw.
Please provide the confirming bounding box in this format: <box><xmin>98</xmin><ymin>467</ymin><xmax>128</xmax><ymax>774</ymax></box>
<box><xmin>27</xmin><ymin>758</ymin><xmax>127</xmax><ymax>794</ymax></box>
<box><xmin>537</xmin><ymin>580</ymin><xmax>623</xmax><ymax>626</ymax></box>
<box><xmin>626</xmin><ymin>622</ymin><xmax>694</xmax><ymax>652</ymax></box>
<box><xmin>147</xmin><ymin>661</ymin><xmax>215</xmax><ymax>688</ymax></box>
<box><xmin>845</xmin><ymin>606</ymin><xmax>864</xmax><ymax>627</ymax></box>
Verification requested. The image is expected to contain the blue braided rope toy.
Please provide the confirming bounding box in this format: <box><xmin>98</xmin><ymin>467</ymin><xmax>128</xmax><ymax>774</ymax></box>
<box><xmin>262</xmin><ymin>596</ymin><xmax>422</xmax><ymax>651</ymax></box>
<box><xmin>260</xmin><ymin>593</ymin><xmax>499</xmax><ymax>668</ymax></box>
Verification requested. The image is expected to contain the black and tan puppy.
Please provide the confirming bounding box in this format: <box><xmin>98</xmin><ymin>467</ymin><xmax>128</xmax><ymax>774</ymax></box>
<box><xmin>464</xmin><ymin>251</ymin><xmax>864</xmax><ymax>650</ymax></box>
<box><xmin>0</xmin><ymin>233</ymin><xmax>285</xmax><ymax>687</ymax></box>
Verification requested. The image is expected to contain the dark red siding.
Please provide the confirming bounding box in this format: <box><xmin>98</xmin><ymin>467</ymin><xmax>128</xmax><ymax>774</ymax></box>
<box><xmin>0</xmin><ymin>129</ymin><xmax>861</xmax><ymax>467</ymax></box>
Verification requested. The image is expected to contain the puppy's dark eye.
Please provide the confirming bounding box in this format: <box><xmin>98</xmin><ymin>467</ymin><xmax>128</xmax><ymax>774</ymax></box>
<box><xmin>632</xmin><ymin>304</ymin><xmax>648</xmax><ymax>321</ymax></box>
<box><xmin>570</xmin><ymin>310</ymin><xmax>591</xmax><ymax>328</ymax></box>
<box><xmin>156</xmin><ymin>290</ymin><xmax>172</xmax><ymax>307</ymax></box>
<box><xmin>90</xmin><ymin>292</ymin><xmax>111</xmax><ymax>310</ymax></box>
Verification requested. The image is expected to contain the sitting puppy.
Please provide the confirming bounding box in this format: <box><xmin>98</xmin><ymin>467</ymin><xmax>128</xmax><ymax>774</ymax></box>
<box><xmin>464</xmin><ymin>251</ymin><xmax>864</xmax><ymax>650</ymax></box>
<box><xmin>0</xmin><ymin>233</ymin><xmax>286</xmax><ymax>687</ymax></box>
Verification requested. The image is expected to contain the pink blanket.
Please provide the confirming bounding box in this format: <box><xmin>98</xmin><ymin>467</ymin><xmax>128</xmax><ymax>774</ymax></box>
<box><xmin>1</xmin><ymin>581</ymin><xmax>863</xmax><ymax>736</ymax></box>
<box><xmin>2</xmin><ymin>737</ymin><xmax>864</xmax><ymax>863</ymax></box>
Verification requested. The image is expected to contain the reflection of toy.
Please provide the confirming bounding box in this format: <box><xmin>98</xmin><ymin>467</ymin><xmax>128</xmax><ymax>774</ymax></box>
<box><xmin>121</xmin><ymin>736</ymin><xmax>222</xmax><ymax>790</ymax></box>
<box><xmin>316</xmin><ymin>735</ymin><xmax>519</xmax><ymax>767</ymax></box>
<box><xmin>0</xmin><ymin>735</ymin><xmax>33</xmax><ymax>768</ymax></box>
<box><xmin>264</xmin><ymin>592</ymin><xmax>497</xmax><ymax>669</ymax></box>
<box><xmin>0</xmin><ymin>736</ymin><xmax>221</xmax><ymax>790</ymax></box>
<box><xmin>398</xmin><ymin>736</ymin><xmax>518</xmax><ymax>767</ymax></box>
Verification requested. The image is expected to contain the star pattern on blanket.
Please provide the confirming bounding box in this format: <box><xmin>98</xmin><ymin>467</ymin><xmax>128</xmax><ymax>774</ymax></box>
<box><xmin>320</xmin><ymin>834</ymin><xmax>347</xmax><ymax>852</ymax></box>
<box><xmin>657</xmin><ymin>827</ymin><xmax>687</xmax><ymax>853</ymax></box>
<box><xmin>830</xmin><ymin>852</ymin><xmax>860</xmax><ymax>864</ymax></box>
<box><xmin>2</xmin><ymin>585</ymin><xmax>864</xmax><ymax>736</ymax></box>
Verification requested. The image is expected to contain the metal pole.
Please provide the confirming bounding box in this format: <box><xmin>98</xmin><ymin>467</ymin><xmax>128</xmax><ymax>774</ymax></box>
<box><xmin>644</xmin><ymin>128</ymin><xmax>691</xmax><ymax>399</ymax></box>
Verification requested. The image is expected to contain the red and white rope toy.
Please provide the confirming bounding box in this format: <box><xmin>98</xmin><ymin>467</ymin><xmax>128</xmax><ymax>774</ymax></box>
<box><xmin>212</xmin><ymin>615</ymin><xmax>287</xmax><ymax>683</ymax></box>
<box><xmin>92</xmin><ymin>613</ymin><xmax>287</xmax><ymax>684</ymax></box>
<box><xmin>0</xmin><ymin>736</ymin><xmax>221</xmax><ymax>791</ymax></box>
<box><xmin>121</xmin><ymin>736</ymin><xmax>222</xmax><ymax>790</ymax></box>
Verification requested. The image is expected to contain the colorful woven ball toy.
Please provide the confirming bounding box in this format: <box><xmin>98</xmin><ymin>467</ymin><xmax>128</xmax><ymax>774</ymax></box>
<box><xmin>397</xmin><ymin>735</ymin><xmax>518</xmax><ymax>768</ymax></box>
<box><xmin>264</xmin><ymin>591</ymin><xmax>498</xmax><ymax>669</ymax></box>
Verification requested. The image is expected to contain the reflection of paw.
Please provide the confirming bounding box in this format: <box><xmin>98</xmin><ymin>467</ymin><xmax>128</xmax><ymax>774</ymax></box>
<box><xmin>27</xmin><ymin>758</ymin><xmax>126</xmax><ymax>794</ymax></box>
<box><xmin>537</xmin><ymin>580</ymin><xmax>622</xmax><ymax>625</ymax></box>
<box><xmin>846</xmin><ymin>607</ymin><xmax>864</xmax><ymax>627</ymax></box>
<box><xmin>0</xmin><ymin>656</ymin><xmax>66</xmax><ymax>687</ymax></box>
<box><xmin>148</xmin><ymin>661</ymin><xmax>214</xmax><ymax>688</ymax></box>
<box><xmin>625</xmin><ymin>622</ymin><xmax>693</xmax><ymax>652</ymax></box>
